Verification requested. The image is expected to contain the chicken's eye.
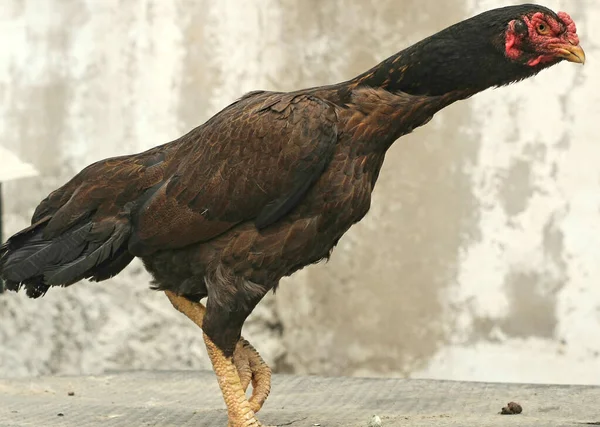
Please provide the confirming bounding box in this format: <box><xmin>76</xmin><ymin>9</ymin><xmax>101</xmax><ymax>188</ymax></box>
<box><xmin>536</xmin><ymin>23</ymin><xmax>550</xmax><ymax>34</ymax></box>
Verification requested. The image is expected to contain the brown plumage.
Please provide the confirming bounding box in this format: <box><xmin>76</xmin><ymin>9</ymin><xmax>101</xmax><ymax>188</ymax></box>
<box><xmin>0</xmin><ymin>5</ymin><xmax>585</xmax><ymax>427</ymax></box>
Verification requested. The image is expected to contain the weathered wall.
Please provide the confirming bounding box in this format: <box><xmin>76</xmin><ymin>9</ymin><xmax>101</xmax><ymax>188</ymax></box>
<box><xmin>1</xmin><ymin>0</ymin><xmax>599</xmax><ymax>385</ymax></box>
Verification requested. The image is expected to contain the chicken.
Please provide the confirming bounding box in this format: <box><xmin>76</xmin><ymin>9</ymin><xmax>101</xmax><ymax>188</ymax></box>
<box><xmin>0</xmin><ymin>4</ymin><xmax>584</xmax><ymax>427</ymax></box>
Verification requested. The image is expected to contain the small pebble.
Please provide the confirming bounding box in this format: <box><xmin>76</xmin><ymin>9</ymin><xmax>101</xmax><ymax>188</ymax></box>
<box><xmin>67</xmin><ymin>391</ymin><xmax>75</xmax><ymax>396</ymax></box>
<box><xmin>57</xmin><ymin>413</ymin><xmax>64</xmax><ymax>417</ymax></box>
<box><xmin>368</xmin><ymin>415</ymin><xmax>383</xmax><ymax>427</ymax></box>
<box><xmin>500</xmin><ymin>402</ymin><xmax>523</xmax><ymax>415</ymax></box>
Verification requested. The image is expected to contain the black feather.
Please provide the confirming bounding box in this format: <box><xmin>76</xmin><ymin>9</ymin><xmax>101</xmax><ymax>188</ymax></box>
<box><xmin>43</xmin><ymin>223</ymin><xmax>130</xmax><ymax>286</ymax></box>
<box><xmin>89</xmin><ymin>246</ymin><xmax>135</xmax><ymax>282</ymax></box>
<box><xmin>0</xmin><ymin>214</ymin><xmax>132</xmax><ymax>297</ymax></box>
<box><xmin>2</xmin><ymin>222</ymin><xmax>93</xmax><ymax>283</ymax></box>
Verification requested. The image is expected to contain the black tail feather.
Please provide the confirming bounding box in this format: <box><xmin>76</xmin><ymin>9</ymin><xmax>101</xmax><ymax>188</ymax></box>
<box><xmin>43</xmin><ymin>222</ymin><xmax>129</xmax><ymax>286</ymax></box>
<box><xmin>90</xmin><ymin>247</ymin><xmax>135</xmax><ymax>283</ymax></box>
<box><xmin>2</xmin><ymin>222</ymin><xmax>92</xmax><ymax>283</ymax></box>
<box><xmin>0</xmin><ymin>217</ymin><xmax>134</xmax><ymax>298</ymax></box>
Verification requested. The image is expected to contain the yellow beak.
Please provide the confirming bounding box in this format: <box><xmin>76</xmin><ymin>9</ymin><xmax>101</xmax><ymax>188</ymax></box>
<box><xmin>554</xmin><ymin>43</ymin><xmax>586</xmax><ymax>64</ymax></box>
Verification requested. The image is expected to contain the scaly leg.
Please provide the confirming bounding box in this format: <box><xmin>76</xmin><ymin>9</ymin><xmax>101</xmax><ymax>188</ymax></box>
<box><xmin>234</xmin><ymin>340</ymin><xmax>254</xmax><ymax>392</ymax></box>
<box><xmin>204</xmin><ymin>333</ymin><xmax>266</xmax><ymax>427</ymax></box>
<box><xmin>237</xmin><ymin>338</ymin><xmax>271</xmax><ymax>413</ymax></box>
<box><xmin>165</xmin><ymin>291</ymin><xmax>271</xmax><ymax>414</ymax></box>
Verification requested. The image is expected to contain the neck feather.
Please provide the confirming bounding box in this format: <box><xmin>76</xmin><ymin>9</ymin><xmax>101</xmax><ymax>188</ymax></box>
<box><xmin>347</xmin><ymin>16</ymin><xmax>538</xmax><ymax>97</ymax></box>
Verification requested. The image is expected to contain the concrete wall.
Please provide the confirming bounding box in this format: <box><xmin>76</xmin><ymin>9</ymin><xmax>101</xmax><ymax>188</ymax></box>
<box><xmin>1</xmin><ymin>0</ymin><xmax>599</xmax><ymax>385</ymax></box>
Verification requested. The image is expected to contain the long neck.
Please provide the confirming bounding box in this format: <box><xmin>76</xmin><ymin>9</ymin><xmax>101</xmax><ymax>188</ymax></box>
<box><xmin>346</xmin><ymin>18</ymin><xmax>536</xmax><ymax>97</ymax></box>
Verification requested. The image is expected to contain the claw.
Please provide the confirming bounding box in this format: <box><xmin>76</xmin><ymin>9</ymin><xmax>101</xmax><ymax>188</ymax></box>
<box><xmin>164</xmin><ymin>291</ymin><xmax>272</xmax><ymax>424</ymax></box>
<box><xmin>233</xmin><ymin>337</ymin><xmax>272</xmax><ymax>413</ymax></box>
<box><xmin>234</xmin><ymin>340</ymin><xmax>253</xmax><ymax>392</ymax></box>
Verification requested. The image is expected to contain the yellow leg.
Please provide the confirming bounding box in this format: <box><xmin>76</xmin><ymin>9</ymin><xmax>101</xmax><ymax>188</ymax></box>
<box><xmin>204</xmin><ymin>333</ymin><xmax>264</xmax><ymax>427</ymax></box>
<box><xmin>165</xmin><ymin>290</ymin><xmax>207</xmax><ymax>327</ymax></box>
<box><xmin>165</xmin><ymin>291</ymin><xmax>272</xmax><ymax>420</ymax></box>
<box><xmin>233</xmin><ymin>340</ymin><xmax>253</xmax><ymax>392</ymax></box>
<box><xmin>238</xmin><ymin>339</ymin><xmax>271</xmax><ymax>413</ymax></box>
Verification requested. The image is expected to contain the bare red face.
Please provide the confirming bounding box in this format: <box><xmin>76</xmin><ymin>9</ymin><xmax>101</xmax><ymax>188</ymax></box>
<box><xmin>505</xmin><ymin>11</ymin><xmax>585</xmax><ymax>66</ymax></box>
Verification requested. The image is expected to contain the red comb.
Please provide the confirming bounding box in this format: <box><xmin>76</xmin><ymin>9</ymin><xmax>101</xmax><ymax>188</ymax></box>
<box><xmin>557</xmin><ymin>11</ymin><xmax>577</xmax><ymax>34</ymax></box>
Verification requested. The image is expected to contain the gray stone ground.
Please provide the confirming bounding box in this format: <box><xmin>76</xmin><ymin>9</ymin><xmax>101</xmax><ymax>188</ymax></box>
<box><xmin>2</xmin><ymin>372</ymin><xmax>600</xmax><ymax>427</ymax></box>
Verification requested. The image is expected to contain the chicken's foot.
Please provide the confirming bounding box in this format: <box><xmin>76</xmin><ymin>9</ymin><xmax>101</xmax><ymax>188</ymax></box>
<box><xmin>204</xmin><ymin>333</ymin><xmax>267</xmax><ymax>427</ymax></box>
<box><xmin>165</xmin><ymin>291</ymin><xmax>271</xmax><ymax>414</ymax></box>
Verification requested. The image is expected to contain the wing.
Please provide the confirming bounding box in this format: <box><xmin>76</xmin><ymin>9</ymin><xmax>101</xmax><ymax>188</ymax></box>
<box><xmin>1</xmin><ymin>146</ymin><xmax>171</xmax><ymax>293</ymax></box>
<box><xmin>1</xmin><ymin>91</ymin><xmax>339</xmax><ymax>290</ymax></box>
<box><xmin>127</xmin><ymin>91</ymin><xmax>340</xmax><ymax>255</ymax></box>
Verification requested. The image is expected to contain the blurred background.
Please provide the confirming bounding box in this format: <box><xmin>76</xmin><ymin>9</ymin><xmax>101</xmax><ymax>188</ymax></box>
<box><xmin>0</xmin><ymin>0</ymin><xmax>599</xmax><ymax>385</ymax></box>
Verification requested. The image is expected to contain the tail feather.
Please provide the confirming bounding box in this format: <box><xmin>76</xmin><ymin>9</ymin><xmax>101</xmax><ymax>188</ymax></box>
<box><xmin>0</xmin><ymin>216</ymin><xmax>134</xmax><ymax>298</ymax></box>
<box><xmin>89</xmin><ymin>247</ymin><xmax>135</xmax><ymax>282</ymax></box>
<box><xmin>43</xmin><ymin>222</ymin><xmax>129</xmax><ymax>286</ymax></box>
<box><xmin>2</xmin><ymin>222</ymin><xmax>92</xmax><ymax>282</ymax></box>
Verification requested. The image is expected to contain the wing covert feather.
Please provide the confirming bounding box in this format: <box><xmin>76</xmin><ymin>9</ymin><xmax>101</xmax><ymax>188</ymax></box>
<box><xmin>128</xmin><ymin>91</ymin><xmax>339</xmax><ymax>255</ymax></box>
